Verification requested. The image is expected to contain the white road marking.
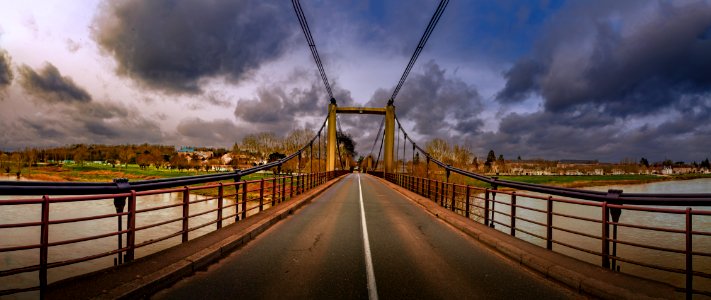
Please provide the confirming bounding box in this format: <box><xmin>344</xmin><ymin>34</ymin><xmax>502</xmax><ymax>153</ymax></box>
<box><xmin>358</xmin><ymin>174</ymin><xmax>379</xmax><ymax>300</ymax></box>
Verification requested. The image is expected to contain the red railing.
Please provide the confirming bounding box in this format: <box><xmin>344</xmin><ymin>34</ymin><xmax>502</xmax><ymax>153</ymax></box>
<box><xmin>0</xmin><ymin>170</ymin><xmax>347</xmax><ymax>297</ymax></box>
<box><xmin>386</xmin><ymin>173</ymin><xmax>711</xmax><ymax>298</ymax></box>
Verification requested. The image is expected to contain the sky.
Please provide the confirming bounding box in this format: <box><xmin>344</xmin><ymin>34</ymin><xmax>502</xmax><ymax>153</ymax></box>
<box><xmin>1</xmin><ymin>0</ymin><xmax>710</xmax><ymax>163</ymax></box>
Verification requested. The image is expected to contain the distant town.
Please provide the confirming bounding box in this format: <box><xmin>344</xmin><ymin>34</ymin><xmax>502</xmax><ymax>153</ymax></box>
<box><xmin>2</xmin><ymin>135</ymin><xmax>710</xmax><ymax>178</ymax></box>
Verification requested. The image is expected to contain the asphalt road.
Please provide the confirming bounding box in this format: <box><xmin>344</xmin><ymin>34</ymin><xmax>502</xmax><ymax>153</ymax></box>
<box><xmin>153</xmin><ymin>173</ymin><xmax>573</xmax><ymax>299</ymax></box>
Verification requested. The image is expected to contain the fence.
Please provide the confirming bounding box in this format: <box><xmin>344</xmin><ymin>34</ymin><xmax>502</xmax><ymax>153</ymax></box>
<box><xmin>385</xmin><ymin>172</ymin><xmax>711</xmax><ymax>298</ymax></box>
<box><xmin>0</xmin><ymin>170</ymin><xmax>347</xmax><ymax>297</ymax></box>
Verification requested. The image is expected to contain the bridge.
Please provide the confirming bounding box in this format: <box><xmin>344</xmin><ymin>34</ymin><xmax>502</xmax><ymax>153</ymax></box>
<box><xmin>2</xmin><ymin>1</ymin><xmax>711</xmax><ymax>299</ymax></box>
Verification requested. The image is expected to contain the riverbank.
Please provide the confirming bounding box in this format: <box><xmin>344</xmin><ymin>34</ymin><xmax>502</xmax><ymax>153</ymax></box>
<box><xmin>4</xmin><ymin>163</ymin><xmax>277</xmax><ymax>182</ymax></box>
<box><xmin>6</xmin><ymin>164</ymin><xmax>711</xmax><ymax>190</ymax></box>
<box><xmin>457</xmin><ymin>173</ymin><xmax>711</xmax><ymax>189</ymax></box>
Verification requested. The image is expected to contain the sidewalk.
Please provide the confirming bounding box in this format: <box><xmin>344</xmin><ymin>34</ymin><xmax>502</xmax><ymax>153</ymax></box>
<box><xmin>47</xmin><ymin>175</ymin><xmax>347</xmax><ymax>300</ymax></box>
<box><xmin>375</xmin><ymin>176</ymin><xmax>682</xmax><ymax>300</ymax></box>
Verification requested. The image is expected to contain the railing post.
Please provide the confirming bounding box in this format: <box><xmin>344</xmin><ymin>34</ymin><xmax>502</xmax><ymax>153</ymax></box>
<box><xmin>39</xmin><ymin>195</ymin><xmax>50</xmax><ymax>296</ymax></box>
<box><xmin>451</xmin><ymin>184</ymin><xmax>456</xmax><ymax>212</ymax></box>
<box><xmin>490</xmin><ymin>179</ymin><xmax>498</xmax><ymax>229</ymax></box>
<box><xmin>440</xmin><ymin>180</ymin><xmax>445</xmax><ymax>206</ymax></box>
<box><xmin>235</xmin><ymin>182</ymin><xmax>240</xmax><ymax>221</ymax></box>
<box><xmin>272</xmin><ymin>176</ymin><xmax>277</xmax><ymax>207</ymax></box>
<box><xmin>259</xmin><ymin>178</ymin><xmax>265</xmax><ymax>211</ymax></box>
<box><xmin>546</xmin><ymin>195</ymin><xmax>553</xmax><ymax>250</ymax></box>
<box><xmin>602</xmin><ymin>201</ymin><xmax>610</xmax><ymax>269</ymax></box>
<box><xmin>241</xmin><ymin>181</ymin><xmax>247</xmax><ymax>220</ymax></box>
<box><xmin>686</xmin><ymin>208</ymin><xmax>693</xmax><ymax>299</ymax></box>
<box><xmin>296</xmin><ymin>174</ymin><xmax>301</xmax><ymax>195</ymax></box>
<box><xmin>484</xmin><ymin>189</ymin><xmax>490</xmax><ymax>226</ymax></box>
<box><xmin>510</xmin><ymin>192</ymin><xmax>516</xmax><ymax>237</ymax></box>
<box><xmin>465</xmin><ymin>185</ymin><xmax>471</xmax><ymax>219</ymax></box>
<box><xmin>282</xmin><ymin>176</ymin><xmax>286</xmax><ymax>203</ymax></box>
<box><xmin>182</xmin><ymin>186</ymin><xmax>189</xmax><ymax>243</ymax></box>
<box><xmin>290</xmin><ymin>175</ymin><xmax>294</xmax><ymax>198</ymax></box>
<box><xmin>217</xmin><ymin>183</ymin><xmax>223</xmax><ymax>229</ymax></box>
<box><xmin>112</xmin><ymin>178</ymin><xmax>129</xmax><ymax>265</ymax></box>
<box><xmin>607</xmin><ymin>189</ymin><xmax>623</xmax><ymax>271</ymax></box>
<box><xmin>126</xmin><ymin>190</ymin><xmax>136</xmax><ymax>262</ymax></box>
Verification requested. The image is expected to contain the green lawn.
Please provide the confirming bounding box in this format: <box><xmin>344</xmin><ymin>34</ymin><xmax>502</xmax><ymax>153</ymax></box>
<box><xmin>455</xmin><ymin>173</ymin><xmax>711</xmax><ymax>189</ymax></box>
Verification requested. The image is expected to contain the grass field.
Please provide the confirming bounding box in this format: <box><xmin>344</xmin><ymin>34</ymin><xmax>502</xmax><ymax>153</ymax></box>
<box><xmin>11</xmin><ymin>163</ymin><xmax>278</xmax><ymax>183</ymax></box>
<box><xmin>456</xmin><ymin>173</ymin><xmax>711</xmax><ymax>189</ymax></box>
<box><xmin>9</xmin><ymin>163</ymin><xmax>711</xmax><ymax>191</ymax></box>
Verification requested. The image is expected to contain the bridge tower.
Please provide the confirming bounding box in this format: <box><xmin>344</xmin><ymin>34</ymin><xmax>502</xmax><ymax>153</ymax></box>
<box><xmin>327</xmin><ymin>101</ymin><xmax>395</xmax><ymax>172</ymax></box>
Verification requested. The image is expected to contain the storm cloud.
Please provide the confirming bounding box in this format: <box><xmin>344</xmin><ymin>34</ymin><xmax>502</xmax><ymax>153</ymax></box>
<box><xmin>496</xmin><ymin>1</ymin><xmax>711</xmax><ymax>117</ymax></box>
<box><xmin>92</xmin><ymin>0</ymin><xmax>294</xmax><ymax>94</ymax></box>
<box><xmin>0</xmin><ymin>49</ymin><xmax>14</xmax><ymax>89</ymax></box>
<box><xmin>176</xmin><ymin>118</ymin><xmax>242</xmax><ymax>148</ymax></box>
<box><xmin>18</xmin><ymin>63</ymin><xmax>92</xmax><ymax>103</ymax></box>
<box><xmin>234</xmin><ymin>70</ymin><xmax>355</xmax><ymax>134</ymax></box>
<box><xmin>368</xmin><ymin>61</ymin><xmax>483</xmax><ymax>141</ymax></box>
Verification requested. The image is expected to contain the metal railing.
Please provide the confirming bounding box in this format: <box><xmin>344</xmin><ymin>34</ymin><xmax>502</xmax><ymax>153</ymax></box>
<box><xmin>385</xmin><ymin>172</ymin><xmax>711</xmax><ymax>298</ymax></box>
<box><xmin>0</xmin><ymin>170</ymin><xmax>347</xmax><ymax>297</ymax></box>
<box><xmin>0</xmin><ymin>115</ymin><xmax>355</xmax><ymax>297</ymax></box>
<box><xmin>388</xmin><ymin>115</ymin><xmax>711</xmax><ymax>299</ymax></box>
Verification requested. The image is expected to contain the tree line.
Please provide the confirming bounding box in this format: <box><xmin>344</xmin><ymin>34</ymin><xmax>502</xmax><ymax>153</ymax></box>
<box><xmin>1</xmin><ymin>128</ymin><xmax>358</xmax><ymax>175</ymax></box>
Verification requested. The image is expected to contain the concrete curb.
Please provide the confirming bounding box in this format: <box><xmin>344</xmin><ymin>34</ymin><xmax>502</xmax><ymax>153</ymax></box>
<box><xmin>72</xmin><ymin>175</ymin><xmax>347</xmax><ymax>300</ymax></box>
<box><xmin>374</xmin><ymin>176</ymin><xmax>682</xmax><ymax>300</ymax></box>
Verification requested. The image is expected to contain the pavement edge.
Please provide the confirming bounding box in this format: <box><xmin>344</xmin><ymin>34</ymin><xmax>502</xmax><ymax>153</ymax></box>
<box><xmin>373</xmin><ymin>175</ymin><xmax>683</xmax><ymax>300</ymax></box>
<box><xmin>93</xmin><ymin>175</ymin><xmax>348</xmax><ymax>300</ymax></box>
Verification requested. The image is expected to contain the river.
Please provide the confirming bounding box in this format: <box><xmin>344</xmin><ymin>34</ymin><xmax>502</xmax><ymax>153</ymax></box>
<box><xmin>1</xmin><ymin>176</ymin><xmax>710</xmax><ymax>297</ymax></box>
<box><xmin>478</xmin><ymin>178</ymin><xmax>711</xmax><ymax>294</ymax></box>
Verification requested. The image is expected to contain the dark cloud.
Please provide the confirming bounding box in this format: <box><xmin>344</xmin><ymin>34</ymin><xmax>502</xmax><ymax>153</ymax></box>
<box><xmin>481</xmin><ymin>1</ymin><xmax>711</xmax><ymax>162</ymax></box>
<box><xmin>17</xmin><ymin>63</ymin><xmax>92</xmax><ymax>103</ymax></box>
<box><xmin>176</xmin><ymin>118</ymin><xmax>242</xmax><ymax>147</ymax></box>
<box><xmin>2</xmin><ymin>100</ymin><xmax>164</xmax><ymax>149</ymax></box>
<box><xmin>483</xmin><ymin>96</ymin><xmax>711</xmax><ymax>162</ymax></box>
<box><xmin>0</xmin><ymin>49</ymin><xmax>13</xmax><ymax>89</ymax></box>
<box><xmin>92</xmin><ymin>0</ymin><xmax>294</xmax><ymax>94</ymax></box>
<box><xmin>496</xmin><ymin>1</ymin><xmax>711</xmax><ymax>117</ymax></box>
<box><xmin>234</xmin><ymin>70</ymin><xmax>355</xmax><ymax>134</ymax></box>
<box><xmin>367</xmin><ymin>61</ymin><xmax>483</xmax><ymax>140</ymax></box>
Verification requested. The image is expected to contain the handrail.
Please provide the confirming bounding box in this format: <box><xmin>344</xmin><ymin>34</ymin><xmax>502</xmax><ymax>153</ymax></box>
<box><xmin>0</xmin><ymin>170</ymin><xmax>348</xmax><ymax>298</ymax></box>
<box><xmin>0</xmin><ymin>117</ymin><xmax>330</xmax><ymax>196</ymax></box>
<box><xmin>385</xmin><ymin>173</ymin><xmax>711</xmax><ymax>298</ymax></box>
<box><xmin>395</xmin><ymin>115</ymin><xmax>711</xmax><ymax>206</ymax></box>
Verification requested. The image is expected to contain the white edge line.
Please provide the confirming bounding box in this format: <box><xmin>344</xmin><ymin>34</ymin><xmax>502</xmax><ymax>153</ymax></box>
<box><xmin>358</xmin><ymin>174</ymin><xmax>379</xmax><ymax>300</ymax></box>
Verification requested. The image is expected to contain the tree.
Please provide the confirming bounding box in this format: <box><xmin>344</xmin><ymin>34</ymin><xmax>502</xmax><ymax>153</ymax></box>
<box><xmin>169</xmin><ymin>155</ymin><xmax>189</xmax><ymax>171</ymax></box>
<box><xmin>452</xmin><ymin>144</ymin><xmax>473</xmax><ymax>167</ymax></box>
<box><xmin>136</xmin><ymin>153</ymin><xmax>151</xmax><ymax>169</ymax></box>
<box><xmin>268</xmin><ymin>152</ymin><xmax>286</xmax><ymax>175</ymax></box>
<box><xmin>119</xmin><ymin>148</ymin><xmax>135</xmax><ymax>168</ymax></box>
<box><xmin>701</xmin><ymin>158</ymin><xmax>710</xmax><ymax>169</ymax></box>
<box><xmin>662</xmin><ymin>159</ymin><xmax>673</xmax><ymax>167</ymax></box>
<box><xmin>484</xmin><ymin>150</ymin><xmax>496</xmax><ymax>168</ymax></box>
<box><xmin>425</xmin><ymin>138</ymin><xmax>451</xmax><ymax>162</ymax></box>
<box><xmin>73</xmin><ymin>145</ymin><xmax>89</xmax><ymax>166</ymax></box>
<box><xmin>639</xmin><ymin>157</ymin><xmax>650</xmax><ymax>167</ymax></box>
<box><xmin>337</xmin><ymin>132</ymin><xmax>357</xmax><ymax>157</ymax></box>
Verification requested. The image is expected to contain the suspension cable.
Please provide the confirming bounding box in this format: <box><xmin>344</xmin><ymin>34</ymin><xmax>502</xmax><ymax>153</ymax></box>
<box><xmin>373</xmin><ymin>127</ymin><xmax>385</xmax><ymax>171</ymax></box>
<box><xmin>336</xmin><ymin>115</ymin><xmax>344</xmax><ymax>170</ymax></box>
<box><xmin>292</xmin><ymin>0</ymin><xmax>334</xmax><ymax>100</ymax></box>
<box><xmin>368</xmin><ymin>117</ymin><xmax>385</xmax><ymax>159</ymax></box>
<box><xmin>396</xmin><ymin>123</ymin><xmax>400</xmax><ymax>174</ymax></box>
<box><xmin>390</xmin><ymin>0</ymin><xmax>449</xmax><ymax>103</ymax></box>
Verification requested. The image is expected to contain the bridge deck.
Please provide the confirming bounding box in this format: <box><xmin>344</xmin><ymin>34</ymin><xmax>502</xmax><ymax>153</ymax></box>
<box><xmin>154</xmin><ymin>173</ymin><xmax>573</xmax><ymax>299</ymax></box>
